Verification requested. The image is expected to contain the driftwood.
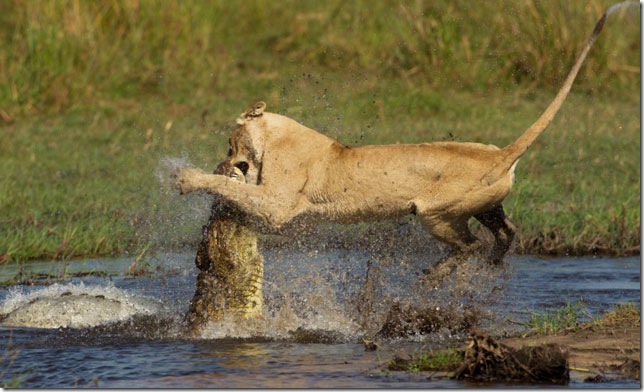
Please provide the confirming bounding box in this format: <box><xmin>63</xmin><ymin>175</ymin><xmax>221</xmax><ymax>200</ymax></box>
<box><xmin>185</xmin><ymin>168</ymin><xmax>263</xmax><ymax>331</ymax></box>
<box><xmin>453</xmin><ymin>330</ymin><xmax>569</xmax><ymax>384</ymax></box>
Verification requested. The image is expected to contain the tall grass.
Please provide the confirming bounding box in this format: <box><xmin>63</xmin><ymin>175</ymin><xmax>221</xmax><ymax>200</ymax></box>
<box><xmin>0</xmin><ymin>0</ymin><xmax>638</xmax><ymax>116</ymax></box>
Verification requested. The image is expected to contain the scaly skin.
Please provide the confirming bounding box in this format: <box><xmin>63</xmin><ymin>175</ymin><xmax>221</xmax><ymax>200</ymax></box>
<box><xmin>185</xmin><ymin>167</ymin><xmax>263</xmax><ymax>331</ymax></box>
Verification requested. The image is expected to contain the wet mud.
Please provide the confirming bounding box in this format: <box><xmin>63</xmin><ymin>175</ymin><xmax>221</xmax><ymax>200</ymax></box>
<box><xmin>383</xmin><ymin>308</ymin><xmax>640</xmax><ymax>385</ymax></box>
<box><xmin>499</xmin><ymin>323</ymin><xmax>641</xmax><ymax>384</ymax></box>
<box><xmin>454</xmin><ymin>331</ymin><xmax>569</xmax><ymax>384</ymax></box>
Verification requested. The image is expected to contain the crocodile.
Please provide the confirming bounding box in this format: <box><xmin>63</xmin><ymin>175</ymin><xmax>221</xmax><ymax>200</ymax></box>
<box><xmin>185</xmin><ymin>166</ymin><xmax>264</xmax><ymax>331</ymax></box>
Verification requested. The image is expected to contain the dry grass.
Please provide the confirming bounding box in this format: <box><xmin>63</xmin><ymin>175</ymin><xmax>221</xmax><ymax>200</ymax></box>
<box><xmin>593</xmin><ymin>303</ymin><xmax>640</xmax><ymax>329</ymax></box>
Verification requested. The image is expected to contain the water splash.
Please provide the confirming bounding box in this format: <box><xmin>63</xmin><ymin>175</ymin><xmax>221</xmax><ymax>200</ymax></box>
<box><xmin>188</xmin><ymin>243</ymin><xmax>509</xmax><ymax>342</ymax></box>
<box><xmin>193</xmin><ymin>265</ymin><xmax>364</xmax><ymax>341</ymax></box>
<box><xmin>0</xmin><ymin>244</ymin><xmax>511</xmax><ymax>343</ymax></box>
<box><xmin>154</xmin><ymin>157</ymin><xmax>191</xmax><ymax>190</ymax></box>
<box><xmin>83</xmin><ymin>153</ymin><xmax>513</xmax><ymax>342</ymax></box>
<box><xmin>139</xmin><ymin>157</ymin><xmax>213</xmax><ymax>250</ymax></box>
<box><xmin>0</xmin><ymin>282</ymin><xmax>163</xmax><ymax>329</ymax></box>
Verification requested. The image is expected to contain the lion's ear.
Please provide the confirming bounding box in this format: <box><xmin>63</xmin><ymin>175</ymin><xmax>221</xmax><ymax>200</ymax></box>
<box><xmin>247</xmin><ymin>101</ymin><xmax>266</xmax><ymax>117</ymax></box>
<box><xmin>237</xmin><ymin>101</ymin><xmax>267</xmax><ymax>125</ymax></box>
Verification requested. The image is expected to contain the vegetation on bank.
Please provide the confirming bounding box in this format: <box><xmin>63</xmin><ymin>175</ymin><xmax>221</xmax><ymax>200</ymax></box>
<box><xmin>522</xmin><ymin>301</ymin><xmax>640</xmax><ymax>336</ymax></box>
<box><xmin>593</xmin><ymin>303</ymin><xmax>641</xmax><ymax>329</ymax></box>
<box><xmin>0</xmin><ymin>0</ymin><xmax>639</xmax><ymax>262</ymax></box>
<box><xmin>388</xmin><ymin>349</ymin><xmax>464</xmax><ymax>373</ymax></box>
<box><xmin>387</xmin><ymin>302</ymin><xmax>641</xmax><ymax>374</ymax></box>
<box><xmin>525</xmin><ymin>301</ymin><xmax>590</xmax><ymax>335</ymax></box>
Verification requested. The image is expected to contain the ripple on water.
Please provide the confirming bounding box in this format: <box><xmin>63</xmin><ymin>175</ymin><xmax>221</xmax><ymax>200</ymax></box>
<box><xmin>0</xmin><ymin>253</ymin><xmax>640</xmax><ymax>388</ymax></box>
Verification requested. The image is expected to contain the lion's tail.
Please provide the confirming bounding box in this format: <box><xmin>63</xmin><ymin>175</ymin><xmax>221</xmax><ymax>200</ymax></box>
<box><xmin>489</xmin><ymin>4</ymin><xmax>619</xmax><ymax>178</ymax></box>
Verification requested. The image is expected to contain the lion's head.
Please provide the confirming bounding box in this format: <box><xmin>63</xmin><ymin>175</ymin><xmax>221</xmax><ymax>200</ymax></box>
<box><xmin>217</xmin><ymin>101</ymin><xmax>267</xmax><ymax>185</ymax></box>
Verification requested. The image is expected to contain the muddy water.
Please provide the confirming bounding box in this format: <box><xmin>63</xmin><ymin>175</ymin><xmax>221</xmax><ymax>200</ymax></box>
<box><xmin>0</xmin><ymin>251</ymin><xmax>639</xmax><ymax>388</ymax></box>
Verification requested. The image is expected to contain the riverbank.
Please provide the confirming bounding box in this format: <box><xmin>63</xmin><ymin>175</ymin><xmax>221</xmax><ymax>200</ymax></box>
<box><xmin>385</xmin><ymin>304</ymin><xmax>640</xmax><ymax>385</ymax></box>
<box><xmin>501</xmin><ymin>322</ymin><xmax>640</xmax><ymax>383</ymax></box>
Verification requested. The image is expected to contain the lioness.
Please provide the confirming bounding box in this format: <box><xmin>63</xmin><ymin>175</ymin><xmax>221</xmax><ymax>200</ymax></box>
<box><xmin>175</xmin><ymin>9</ymin><xmax>610</xmax><ymax>274</ymax></box>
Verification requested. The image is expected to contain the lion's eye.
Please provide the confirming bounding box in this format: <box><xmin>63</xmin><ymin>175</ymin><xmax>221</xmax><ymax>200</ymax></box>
<box><xmin>234</xmin><ymin>161</ymin><xmax>249</xmax><ymax>175</ymax></box>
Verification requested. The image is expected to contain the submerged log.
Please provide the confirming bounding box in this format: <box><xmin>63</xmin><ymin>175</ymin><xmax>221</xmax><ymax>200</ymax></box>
<box><xmin>185</xmin><ymin>167</ymin><xmax>264</xmax><ymax>330</ymax></box>
<box><xmin>453</xmin><ymin>330</ymin><xmax>569</xmax><ymax>384</ymax></box>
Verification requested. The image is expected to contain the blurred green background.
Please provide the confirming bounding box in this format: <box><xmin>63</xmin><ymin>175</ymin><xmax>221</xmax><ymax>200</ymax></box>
<box><xmin>0</xmin><ymin>0</ymin><xmax>639</xmax><ymax>262</ymax></box>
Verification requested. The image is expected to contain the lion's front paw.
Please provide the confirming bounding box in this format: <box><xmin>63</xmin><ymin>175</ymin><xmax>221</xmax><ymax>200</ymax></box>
<box><xmin>173</xmin><ymin>167</ymin><xmax>206</xmax><ymax>194</ymax></box>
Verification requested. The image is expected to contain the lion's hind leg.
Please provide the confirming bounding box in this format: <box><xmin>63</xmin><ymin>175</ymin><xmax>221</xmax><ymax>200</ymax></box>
<box><xmin>474</xmin><ymin>204</ymin><xmax>516</xmax><ymax>265</ymax></box>
<box><xmin>419</xmin><ymin>215</ymin><xmax>482</xmax><ymax>282</ymax></box>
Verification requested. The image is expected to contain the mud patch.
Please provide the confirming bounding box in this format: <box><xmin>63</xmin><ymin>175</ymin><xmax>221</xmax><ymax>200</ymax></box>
<box><xmin>453</xmin><ymin>331</ymin><xmax>569</xmax><ymax>384</ymax></box>
<box><xmin>607</xmin><ymin>359</ymin><xmax>641</xmax><ymax>381</ymax></box>
<box><xmin>499</xmin><ymin>305</ymin><xmax>640</xmax><ymax>383</ymax></box>
<box><xmin>585</xmin><ymin>359</ymin><xmax>641</xmax><ymax>384</ymax></box>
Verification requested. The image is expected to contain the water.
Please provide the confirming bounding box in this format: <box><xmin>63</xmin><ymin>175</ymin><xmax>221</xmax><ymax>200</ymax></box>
<box><xmin>0</xmin><ymin>250</ymin><xmax>639</xmax><ymax>388</ymax></box>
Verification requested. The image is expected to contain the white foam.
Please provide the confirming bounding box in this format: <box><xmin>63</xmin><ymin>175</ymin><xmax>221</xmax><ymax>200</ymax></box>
<box><xmin>194</xmin><ymin>290</ymin><xmax>362</xmax><ymax>340</ymax></box>
<box><xmin>0</xmin><ymin>282</ymin><xmax>162</xmax><ymax>329</ymax></box>
<box><xmin>195</xmin><ymin>310</ymin><xmax>361</xmax><ymax>341</ymax></box>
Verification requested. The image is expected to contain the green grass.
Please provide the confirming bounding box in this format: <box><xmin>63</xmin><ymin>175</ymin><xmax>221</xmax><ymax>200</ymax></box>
<box><xmin>388</xmin><ymin>349</ymin><xmax>464</xmax><ymax>373</ymax></box>
<box><xmin>525</xmin><ymin>301</ymin><xmax>591</xmax><ymax>335</ymax></box>
<box><xmin>522</xmin><ymin>301</ymin><xmax>640</xmax><ymax>336</ymax></box>
<box><xmin>0</xmin><ymin>0</ymin><xmax>639</xmax><ymax>262</ymax></box>
<box><xmin>407</xmin><ymin>350</ymin><xmax>464</xmax><ymax>373</ymax></box>
<box><xmin>0</xmin><ymin>0</ymin><xmax>638</xmax><ymax>115</ymax></box>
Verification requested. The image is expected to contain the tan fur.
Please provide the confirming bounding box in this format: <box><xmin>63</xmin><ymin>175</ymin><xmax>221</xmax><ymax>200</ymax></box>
<box><xmin>175</xmin><ymin>9</ymin><xmax>609</xmax><ymax>273</ymax></box>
